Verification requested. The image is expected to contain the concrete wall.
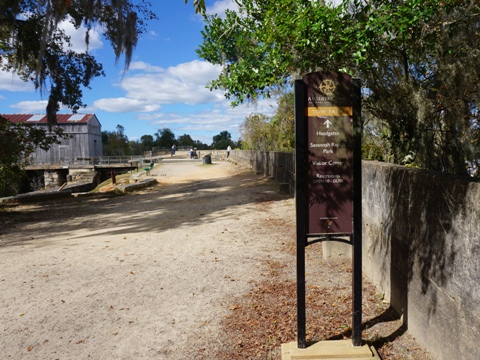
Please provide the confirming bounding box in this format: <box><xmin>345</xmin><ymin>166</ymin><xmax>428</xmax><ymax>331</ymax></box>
<box><xmin>229</xmin><ymin>150</ymin><xmax>480</xmax><ymax>360</ymax></box>
<box><xmin>228</xmin><ymin>150</ymin><xmax>295</xmax><ymax>193</ymax></box>
<box><xmin>363</xmin><ymin>161</ymin><xmax>480</xmax><ymax>360</ymax></box>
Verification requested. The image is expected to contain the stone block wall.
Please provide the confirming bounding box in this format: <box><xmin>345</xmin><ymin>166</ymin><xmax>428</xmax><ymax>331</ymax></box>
<box><xmin>44</xmin><ymin>170</ymin><xmax>63</xmax><ymax>189</ymax></box>
<box><xmin>228</xmin><ymin>150</ymin><xmax>295</xmax><ymax>194</ymax></box>
<box><xmin>363</xmin><ymin>161</ymin><xmax>480</xmax><ymax>360</ymax></box>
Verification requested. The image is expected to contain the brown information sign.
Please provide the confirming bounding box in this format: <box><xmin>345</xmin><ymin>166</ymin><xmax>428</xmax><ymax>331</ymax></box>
<box><xmin>303</xmin><ymin>72</ymin><xmax>353</xmax><ymax>234</ymax></box>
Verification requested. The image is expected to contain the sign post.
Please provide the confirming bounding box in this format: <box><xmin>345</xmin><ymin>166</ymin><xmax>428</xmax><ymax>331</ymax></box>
<box><xmin>295</xmin><ymin>72</ymin><xmax>362</xmax><ymax>348</ymax></box>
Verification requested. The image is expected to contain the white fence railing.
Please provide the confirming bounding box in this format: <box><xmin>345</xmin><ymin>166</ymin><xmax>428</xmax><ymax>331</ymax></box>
<box><xmin>28</xmin><ymin>156</ymin><xmax>147</xmax><ymax>167</ymax></box>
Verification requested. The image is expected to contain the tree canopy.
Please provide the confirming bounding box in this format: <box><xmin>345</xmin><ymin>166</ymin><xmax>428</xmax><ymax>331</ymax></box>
<box><xmin>198</xmin><ymin>0</ymin><xmax>480</xmax><ymax>176</ymax></box>
<box><xmin>240</xmin><ymin>90</ymin><xmax>294</xmax><ymax>151</ymax></box>
<box><xmin>102</xmin><ymin>124</ymin><xmax>130</xmax><ymax>156</ymax></box>
<box><xmin>1</xmin><ymin>1</ymin><xmax>206</xmax><ymax>128</ymax></box>
<box><xmin>0</xmin><ymin>1</ymin><xmax>161</xmax><ymax>127</ymax></box>
<box><xmin>154</xmin><ymin>128</ymin><xmax>176</xmax><ymax>148</ymax></box>
<box><xmin>177</xmin><ymin>134</ymin><xmax>195</xmax><ymax>147</ymax></box>
<box><xmin>0</xmin><ymin>115</ymin><xmax>67</xmax><ymax>197</ymax></box>
<box><xmin>211</xmin><ymin>130</ymin><xmax>235</xmax><ymax>149</ymax></box>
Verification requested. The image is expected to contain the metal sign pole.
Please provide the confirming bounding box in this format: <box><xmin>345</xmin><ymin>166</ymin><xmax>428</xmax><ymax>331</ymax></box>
<box><xmin>294</xmin><ymin>79</ymin><xmax>307</xmax><ymax>349</ymax></box>
<box><xmin>351</xmin><ymin>79</ymin><xmax>363</xmax><ymax>346</ymax></box>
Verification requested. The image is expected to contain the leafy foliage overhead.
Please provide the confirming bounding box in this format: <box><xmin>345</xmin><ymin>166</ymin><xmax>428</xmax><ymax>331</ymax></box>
<box><xmin>198</xmin><ymin>0</ymin><xmax>480</xmax><ymax>176</ymax></box>
<box><xmin>184</xmin><ymin>0</ymin><xmax>206</xmax><ymax>14</ymax></box>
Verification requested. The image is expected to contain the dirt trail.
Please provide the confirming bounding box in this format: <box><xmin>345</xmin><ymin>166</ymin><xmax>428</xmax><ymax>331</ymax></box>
<box><xmin>0</xmin><ymin>161</ymin><xmax>295</xmax><ymax>359</ymax></box>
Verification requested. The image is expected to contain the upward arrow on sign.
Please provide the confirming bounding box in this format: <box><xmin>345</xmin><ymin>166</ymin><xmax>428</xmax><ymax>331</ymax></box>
<box><xmin>323</xmin><ymin>119</ymin><xmax>332</xmax><ymax>128</ymax></box>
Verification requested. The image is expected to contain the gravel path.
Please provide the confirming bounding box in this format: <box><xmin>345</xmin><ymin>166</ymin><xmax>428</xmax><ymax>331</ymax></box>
<box><xmin>0</xmin><ymin>161</ymin><xmax>295</xmax><ymax>359</ymax></box>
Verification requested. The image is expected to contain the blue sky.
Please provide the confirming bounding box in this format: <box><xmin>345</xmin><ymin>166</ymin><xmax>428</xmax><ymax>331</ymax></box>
<box><xmin>0</xmin><ymin>0</ymin><xmax>276</xmax><ymax>145</ymax></box>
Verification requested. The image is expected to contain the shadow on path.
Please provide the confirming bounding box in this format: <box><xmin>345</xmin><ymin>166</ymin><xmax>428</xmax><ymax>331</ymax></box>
<box><xmin>0</xmin><ymin>164</ymin><xmax>291</xmax><ymax>248</ymax></box>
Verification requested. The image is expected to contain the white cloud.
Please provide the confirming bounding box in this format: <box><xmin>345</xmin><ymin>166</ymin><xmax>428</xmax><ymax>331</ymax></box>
<box><xmin>95</xmin><ymin>60</ymin><xmax>224</xmax><ymax>110</ymax></box>
<box><xmin>94</xmin><ymin>97</ymin><xmax>161</xmax><ymax>113</ymax></box>
<box><xmin>327</xmin><ymin>0</ymin><xmax>344</xmax><ymax>6</ymax></box>
<box><xmin>8</xmin><ymin>100</ymin><xmax>79</xmax><ymax>113</ymax></box>
<box><xmin>60</xmin><ymin>19</ymin><xmax>103</xmax><ymax>53</ymax></box>
<box><xmin>129</xmin><ymin>61</ymin><xmax>163</xmax><ymax>73</ymax></box>
<box><xmin>0</xmin><ymin>70</ymin><xmax>34</xmax><ymax>92</ymax></box>
<box><xmin>207</xmin><ymin>0</ymin><xmax>239</xmax><ymax>16</ymax></box>
<box><xmin>168</xmin><ymin>60</ymin><xmax>222</xmax><ymax>85</ymax></box>
<box><xmin>9</xmin><ymin>100</ymin><xmax>48</xmax><ymax>113</ymax></box>
<box><xmin>147</xmin><ymin>30</ymin><xmax>159</xmax><ymax>39</ymax></box>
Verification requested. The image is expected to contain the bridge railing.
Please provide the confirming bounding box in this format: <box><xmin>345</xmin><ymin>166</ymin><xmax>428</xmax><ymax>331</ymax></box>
<box><xmin>93</xmin><ymin>156</ymin><xmax>146</xmax><ymax>165</ymax></box>
<box><xmin>28</xmin><ymin>156</ymin><xmax>147</xmax><ymax>167</ymax></box>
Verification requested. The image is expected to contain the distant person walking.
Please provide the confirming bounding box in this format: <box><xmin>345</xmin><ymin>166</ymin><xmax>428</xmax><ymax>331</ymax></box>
<box><xmin>227</xmin><ymin>145</ymin><xmax>231</xmax><ymax>158</ymax></box>
<box><xmin>171</xmin><ymin>145</ymin><xmax>176</xmax><ymax>156</ymax></box>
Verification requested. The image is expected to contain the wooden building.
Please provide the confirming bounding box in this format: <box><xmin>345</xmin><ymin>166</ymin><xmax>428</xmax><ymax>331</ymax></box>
<box><xmin>2</xmin><ymin>113</ymin><xmax>103</xmax><ymax>165</ymax></box>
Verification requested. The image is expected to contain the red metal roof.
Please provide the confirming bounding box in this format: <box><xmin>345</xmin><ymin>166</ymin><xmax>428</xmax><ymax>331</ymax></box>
<box><xmin>1</xmin><ymin>114</ymin><xmax>95</xmax><ymax>124</ymax></box>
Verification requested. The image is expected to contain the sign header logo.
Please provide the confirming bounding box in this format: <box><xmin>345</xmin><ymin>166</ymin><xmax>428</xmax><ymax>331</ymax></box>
<box><xmin>318</xmin><ymin>79</ymin><xmax>336</xmax><ymax>96</ymax></box>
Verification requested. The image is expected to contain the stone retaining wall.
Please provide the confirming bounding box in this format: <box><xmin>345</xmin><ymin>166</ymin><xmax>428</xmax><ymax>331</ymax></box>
<box><xmin>228</xmin><ymin>150</ymin><xmax>295</xmax><ymax>193</ymax></box>
<box><xmin>363</xmin><ymin>161</ymin><xmax>480</xmax><ymax>360</ymax></box>
<box><xmin>229</xmin><ymin>150</ymin><xmax>480</xmax><ymax>360</ymax></box>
